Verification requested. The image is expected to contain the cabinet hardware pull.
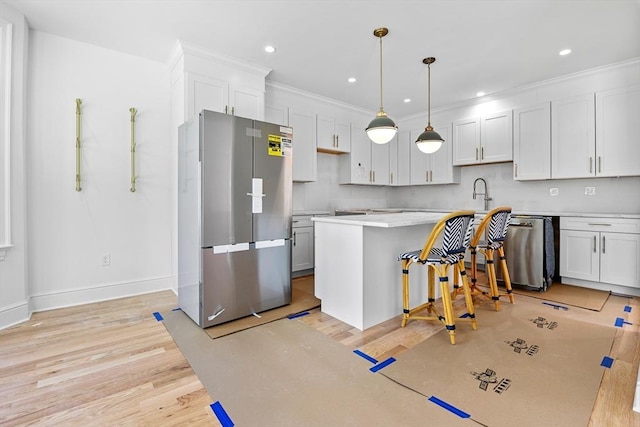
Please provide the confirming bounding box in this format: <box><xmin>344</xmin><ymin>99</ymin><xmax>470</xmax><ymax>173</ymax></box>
<box><xmin>390</xmin><ymin>172</ymin><xmax>394</xmax><ymax>184</ymax></box>
<box><xmin>589</xmin><ymin>157</ymin><xmax>593</xmax><ymax>173</ymax></box>
<box><xmin>130</xmin><ymin>107</ymin><xmax>138</xmax><ymax>193</ymax></box>
<box><xmin>336</xmin><ymin>134</ymin><xmax>339</xmax><ymax>147</ymax></box>
<box><xmin>369</xmin><ymin>170</ymin><xmax>373</xmax><ymax>182</ymax></box>
<box><xmin>224</xmin><ymin>105</ymin><xmax>228</xmax><ymax>114</ymax></box>
<box><xmin>373</xmin><ymin>170</ymin><xmax>376</xmax><ymax>182</ymax></box>
<box><xmin>514</xmin><ymin>163</ymin><xmax>518</xmax><ymax>177</ymax></box>
<box><xmin>332</xmin><ymin>135</ymin><xmax>336</xmax><ymax>147</ymax></box>
<box><xmin>293</xmin><ymin>231</ymin><xmax>296</xmax><ymax>246</ymax></box>
<box><xmin>481</xmin><ymin>146</ymin><xmax>484</xmax><ymax>160</ymax></box>
<box><xmin>587</xmin><ymin>223</ymin><xmax>612</xmax><ymax>226</ymax></box>
<box><xmin>425</xmin><ymin>171</ymin><xmax>428</xmax><ymax>182</ymax></box>
<box><xmin>593</xmin><ymin>235</ymin><xmax>596</xmax><ymax>253</ymax></box>
<box><xmin>429</xmin><ymin>170</ymin><xmax>433</xmax><ymax>182</ymax></box>
<box><xmin>598</xmin><ymin>156</ymin><xmax>601</xmax><ymax>173</ymax></box>
<box><xmin>475</xmin><ymin>147</ymin><xmax>479</xmax><ymax>160</ymax></box>
<box><xmin>231</xmin><ymin>106</ymin><xmax>235</xmax><ymax>115</ymax></box>
<box><xmin>75</xmin><ymin>98</ymin><xmax>82</xmax><ymax>191</ymax></box>
<box><xmin>602</xmin><ymin>235</ymin><xmax>605</xmax><ymax>253</ymax></box>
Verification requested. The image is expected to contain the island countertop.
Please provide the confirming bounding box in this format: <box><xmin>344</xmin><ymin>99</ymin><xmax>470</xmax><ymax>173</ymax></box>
<box><xmin>312</xmin><ymin>211</ymin><xmax>445</xmax><ymax>228</ymax></box>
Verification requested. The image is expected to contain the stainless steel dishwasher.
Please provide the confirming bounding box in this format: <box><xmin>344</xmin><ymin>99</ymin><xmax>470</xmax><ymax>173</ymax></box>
<box><xmin>497</xmin><ymin>215</ymin><xmax>555</xmax><ymax>291</ymax></box>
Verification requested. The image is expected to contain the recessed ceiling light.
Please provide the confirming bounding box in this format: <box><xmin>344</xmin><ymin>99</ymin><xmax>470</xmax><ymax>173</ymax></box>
<box><xmin>559</xmin><ymin>49</ymin><xmax>571</xmax><ymax>56</ymax></box>
<box><xmin>476</xmin><ymin>91</ymin><xmax>485</xmax><ymax>97</ymax></box>
<box><xmin>264</xmin><ymin>45</ymin><xmax>276</xmax><ymax>53</ymax></box>
<box><xmin>347</xmin><ymin>77</ymin><xmax>357</xmax><ymax>83</ymax></box>
<box><xmin>403</xmin><ymin>98</ymin><xmax>411</xmax><ymax>103</ymax></box>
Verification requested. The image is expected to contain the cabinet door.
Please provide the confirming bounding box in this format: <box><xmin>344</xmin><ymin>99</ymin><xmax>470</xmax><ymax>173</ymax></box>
<box><xmin>480</xmin><ymin>110</ymin><xmax>513</xmax><ymax>163</ymax></box>
<box><xmin>334</xmin><ymin>120</ymin><xmax>351</xmax><ymax>153</ymax></box>
<box><xmin>292</xmin><ymin>226</ymin><xmax>314</xmax><ymax>271</ymax></box>
<box><xmin>410</xmin><ymin>128</ymin><xmax>430</xmax><ymax>184</ymax></box>
<box><xmin>560</xmin><ymin>230</ymin><xmax>600</xmax><ymax>282</ymax></box>
<box><xmin>188</xmin><ymin>73</ymin><xmax>228</xmax><ymax>120</ymax></box>
<box><xmin>429</xmin><ymin>123</ymin><xmax>458</xmax><ymax>184</ymax></box>
<box><xmin>316</xmin><ymin>115</ymin><xmax>335</xmax><ymax>151</ymax></box>
<box><xmin>513</xmin><ymin>102</ymin><xmax>551</xmax><ymax>180</ymax></box>
<box><xmin>396</xmin><ymin>130</ymin><xmax>411</xmax><ymax>186</ymax></box>
<box><xmin>551</xmin><ymin>93</ymin><xmax>595</xmax><ymax>178</ymax></box>
<box><xmin>596</xmin><ymin>85</ymin><xmax>640</xmax><ymax>177</ymax></box>
<box><xmin>600</xmin><ymin>232</ymin><xmax>640</xmax><ymax>288</ymax></box>
<box><xmin>288</xmin><ymin>108</ymin><xmax>317</xmax><ymax>182</ymax></box>
<box><xmin>453</xmin><ymin>117</ymin><xmax>480</xmax><ymax>165</ymax></box>
<box><xmin>229</xmin><ymin>86</ymin><xmax>263</xmax><ymax>120</ymax></box>
<box><xmin>371</xmin><ymin>142</ymin><xmax>389</xmax><ymax>185</ymax></box>
<box><xmin>388</xmin><ymin>135</ymin><xmax>398</xmax><ymax>186</ymax></box>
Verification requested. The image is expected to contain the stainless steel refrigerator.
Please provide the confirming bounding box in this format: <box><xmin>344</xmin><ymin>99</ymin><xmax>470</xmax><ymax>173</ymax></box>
<box><xmin>178</xmin><ymin>110</ymin><xmax>293</xmax><ymax>328</ymax></box>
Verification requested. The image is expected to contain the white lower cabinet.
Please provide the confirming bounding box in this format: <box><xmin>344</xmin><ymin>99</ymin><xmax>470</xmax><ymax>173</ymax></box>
<box><xmin>292</xmin><ymin>215</ymin><xmax>314</xmax><ymax>272</ymax></box>
<box><xmin>560</xmin><ymin>217</ymin><xmax>640</xmax><ymax>293</ymax></box>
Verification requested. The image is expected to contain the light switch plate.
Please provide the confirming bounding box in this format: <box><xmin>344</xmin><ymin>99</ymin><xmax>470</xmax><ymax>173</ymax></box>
<box><xmin>549</xmin><ymin>188</ymin><xmax>559</xmax><ymax>196</ymax></box>
<box><xmin>585</xmin><ymin>186</ymin><xmax>596</xmax><ymax>196</ymax></box>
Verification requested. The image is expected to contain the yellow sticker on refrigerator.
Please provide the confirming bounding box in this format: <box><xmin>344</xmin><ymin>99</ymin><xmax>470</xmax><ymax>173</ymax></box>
<box><xmin>268</xmin><ymin>134</ymin><xmax>292</xmax><ymax>157</ymax></box>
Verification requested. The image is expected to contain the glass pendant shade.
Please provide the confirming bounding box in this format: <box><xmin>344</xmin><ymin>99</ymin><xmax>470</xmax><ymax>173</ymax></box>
<box><xmin>366</xmin><ymin>112</ymin><xmax>397</xmax><ymax>144</ymax></box>
<box><xmin>415</xmin><ymin>126</ymin><xmax>444</xmax><ymax>153</ymax></box>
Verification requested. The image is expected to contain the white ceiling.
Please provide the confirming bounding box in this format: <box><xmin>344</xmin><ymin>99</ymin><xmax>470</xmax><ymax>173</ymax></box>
<box><xmin>4</xmin><ymin>0</ymin><xmax>640</xmax><ymax>118</ymax></box>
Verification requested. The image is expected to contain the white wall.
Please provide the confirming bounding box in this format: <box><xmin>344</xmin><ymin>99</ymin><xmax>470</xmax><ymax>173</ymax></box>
<box><xmin>25</xmin><ymin>32</ymin><xmax>173</xmax><ymax>313</ymax></box>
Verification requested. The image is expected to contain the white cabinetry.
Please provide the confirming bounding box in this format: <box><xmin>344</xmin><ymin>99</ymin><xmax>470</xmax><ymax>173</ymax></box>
<box><xmin>595</xmin><ymin>85</ymin><xmax>640</xmax><ymax>177</ymax></box>
<box><xmin>288</xmin><ymin>108</ymin><xmax>317</xmax><ymax>182</ymax></box>
<box><xmin>551</xmin><ymin>85</ymin><xmax>640</xmax><ymax>179</ymax></box>
<box><xmin>317</xmin><ymin>115</ymin><xmax>351</xmax><ymax>153</ymax></box>
<box><xmin>292</xmin><ymin>215</ymin><xmax>314</xmax><ymax>273</ymax></box>
<box><xmin>560</xmin><ymin>217</ymin><xmax>640</xmax><ymax>294</ymax></box>
<box><xmin>394</xmin><ymin>130</ymin><xmax>411</xmax><ymax>186</ymax></box>
<box><xmin>513</xmin><ymin>102</ymin><xmax>551</xmax><ymax>180</ymax></box>
<box><xmin>453</xmin><ymin>110</ymin><xmax>513</xmax><ymax>165</ymax></box>
<box><xmin>410</xmin><ymin>124</ymin><xmax>459</xmax><ymax>185</ymax></box>
<box><xmin>187</xmin><ymin>72</ymin><xmax>265</xmax><ymax>120</ymax></box>
<box><xmin>339</xmin><ymin>126</ymin><xmax>389</xmax><ymax>185</ymax></box>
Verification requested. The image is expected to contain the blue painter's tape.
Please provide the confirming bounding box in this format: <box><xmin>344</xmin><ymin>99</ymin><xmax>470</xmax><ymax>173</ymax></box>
<box><xmin>459</xmin><ymin>312</ymin><xmax>471</xmax><ymax>318</ymax></box>
<box><xmin>370</xmin><ymin>357</ymin><xmax>396</xmax><ymax>373</ymax></box>
<box><xmin>152</xmin><ymin>312</ymin><xmax>163</xmax><ymax>321</ymax></box>
<box><xmin>210</xmin><ymin>401</ymin><xmax>234</xmax><ymax>427</ymax></box>
<box><xmin>287</xmin><ymin>311</ymin><xmax>309</xmax><ymax>319</ymax></box>
<box><xmin>600</xmin><ymin>356</ymin><xmax>614</xmax><ymax>368</ymax></box>
<box><xmin>428</xmin><ymin>395</ymin><xmax>471</xmax><ymax>418</ymax></box>
<box><xmin>542</xmin><ymin>302</ymin><xmax>569</xmax><ymax>311</ymax></box>
<box><xmin>614</xmin><ymin>317</ymin><xmax>624</xmax><ymax>327</ymax></box>
<box><xmin>172</xmin><ymin>307</ymin><xmax>181</xmax><ymax>312</ymax></box>
<box><xmin>354</xmin><ymin>349</ymin><xmax>378</xmax><ymax>365</ymax></box>
<box><xmin>624</xmin><ymin>306</ymin><xmax>632</xmax><ymax>313</ymax></box>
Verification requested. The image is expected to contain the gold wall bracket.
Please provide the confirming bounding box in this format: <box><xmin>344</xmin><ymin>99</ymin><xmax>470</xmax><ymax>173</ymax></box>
<box><xmin>75</xmin><ymin>98</ymin><xmax>82</xmax><ymax>191</ymax></box>
<box><xmin>129</xmin><ymin>107</ymin><xmax>138</xmax><ymax>192</ymax></box>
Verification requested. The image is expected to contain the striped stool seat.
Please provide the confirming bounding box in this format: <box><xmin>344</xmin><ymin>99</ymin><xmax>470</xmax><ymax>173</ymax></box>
<box><xmin>453</xmin><ymin>206</ymin><xmax>515</xmax><ymax>311</ymax></box>
<box><xmin>398</xmin><ymin>210</ymin><xmax>477</xmax><ymax>345</ymax></box>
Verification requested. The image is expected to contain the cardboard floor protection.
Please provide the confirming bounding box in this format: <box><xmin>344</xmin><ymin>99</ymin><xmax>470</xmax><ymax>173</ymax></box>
<box><xmin>162</xmin><ymin>310</ymin><xmax>474</xmax><ymax>427</ymax></box>
<box><xmin>381</xmin><ymin>297</ymin><xmax>617</xmax><ymax>427</ymax></box>
<box><xmin>510</xmin><ymin>282</ymin><xmax>610</xmax><ymax>311</ymax></box>
<box><xmin>204</xmin><ymin>275</ymin><xmax>320</xmax><ymax>339</ymax></box>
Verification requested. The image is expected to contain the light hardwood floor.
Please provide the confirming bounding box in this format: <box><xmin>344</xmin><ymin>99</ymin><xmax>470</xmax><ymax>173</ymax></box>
<box><xmin>1</xmin><ymin>279</ymin><xmax>639</xmax><ymax>426</ymax></box>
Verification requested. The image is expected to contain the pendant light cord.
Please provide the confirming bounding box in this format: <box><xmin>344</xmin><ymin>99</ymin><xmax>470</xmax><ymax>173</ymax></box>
<box><xmin>427</xmin><ymin>61</ymin><xmax>431</xmax><ymax>128</ymax></box>
<box><xmin>378</xmin><ymin>34</ymin><xmax>384</xmax><ymax>112</ymax></box>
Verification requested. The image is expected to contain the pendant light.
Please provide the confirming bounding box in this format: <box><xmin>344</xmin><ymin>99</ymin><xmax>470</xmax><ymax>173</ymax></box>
<box><xmin>366</xmin><ymin>27</ymin><xmax>397</xmax><ymax>145</ymax></box>
<box><xmin>415</xmin><ymin>57</ymin><xmax>444</xmax><ymax>154</ymax></box>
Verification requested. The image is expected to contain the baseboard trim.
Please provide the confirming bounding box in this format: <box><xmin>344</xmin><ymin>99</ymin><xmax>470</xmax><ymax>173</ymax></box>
<box><xmin>0</xmin><ymin>300</ymin><xmax>30</xmax><ymax>330</ymax></box>
<box><xmin>29</xmin><ymin>276</ymin><xmax>174</xmax><ymax>314</ymax></box>
<box><xmin>560</xmin><ymin>277</ymin><xmax>640</xmax><ymax>297</ymax></box>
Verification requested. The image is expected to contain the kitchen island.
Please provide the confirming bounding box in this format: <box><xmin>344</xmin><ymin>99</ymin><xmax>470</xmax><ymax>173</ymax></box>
<box><xmin>312</xmin><ymin>212</ymin><xmax>449</xmax><ymax>330</ymax></box>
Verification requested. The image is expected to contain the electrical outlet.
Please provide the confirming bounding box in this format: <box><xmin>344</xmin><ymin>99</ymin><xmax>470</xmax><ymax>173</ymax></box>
<box><xmin>584</xmin><ymin>186</ymin><xmax>596</xmax><ymax>196</ymax></box>
<box><xmin>101</xmin><ymin>253</ymin><xmax>111</xmax><ymax>266</ymax></box>
<box><xmin>549</xmin><ymin>187</ymin><xmax>559</xmax><ymax>196</ymax></box>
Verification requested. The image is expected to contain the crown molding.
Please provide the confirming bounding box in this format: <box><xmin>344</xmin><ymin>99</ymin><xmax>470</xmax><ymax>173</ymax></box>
<box><xmin>266</xmin><ymin>81</ymin><xmax>372</xmax><ymax>116</ymax></box>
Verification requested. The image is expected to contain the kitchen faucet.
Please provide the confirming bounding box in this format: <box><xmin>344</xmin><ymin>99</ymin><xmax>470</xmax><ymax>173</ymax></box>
<box><xmin>473</xmin><ymin>177</ymin><xmax>492</xmax><ymax>211</ymax></box>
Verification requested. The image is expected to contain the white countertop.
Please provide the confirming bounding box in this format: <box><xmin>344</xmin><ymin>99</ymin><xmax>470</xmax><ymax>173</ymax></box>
<box><xmin>293</xmin><ymin>211</ymin><xmax>331</xmax><ymax>216</ymax></box>
<box><xmin>312</xmin><ymin>211</ymin><xmax>445</xmax><ymax>228</ymax></box>
<box><xmin>334</xmin><ymin>208</ymin><xmax>640</xmax><ymax>220</ymax></box>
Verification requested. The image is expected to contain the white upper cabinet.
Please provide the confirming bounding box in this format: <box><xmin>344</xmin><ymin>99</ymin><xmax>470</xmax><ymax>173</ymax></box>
<box><xmin>453</xmin><ymin>110</ymin><xmax>513</xmax><ymax>165</ymax></box>
<box><xmin>595</xmin><ymin>85</ymin><xmax>640</xmax><ymax>177</ymax></box>
<box><xmin>265</xmin><ymin>103</ymin><xmax>289</xmax><ymax>126</ymax></box>
<box><xmin>513</xmin><ymin>102</ymin><xmax>551</xmax><ymax>181</ymax></box>
<box><xmin>289</xmin><ymin>108</ymin><xmax>317</xmax><ymax>182</ymax></box>
<box><xmin>551</xmin><ymin>93</ymin><xmax>595</xmax><ymax>179</ymax></box>
<box><xmin>551</xmin><ymin>85</ymin><xmax>640</xmax><ymax>179</ymax></box>
<box><xmin>395</xmin><ymin>130</ymin><xmax>411</xmax><ymax>186</ymax></box>
<box><xmin>339</xmin><ymin>126</ymin><xmax>388</xmax><ymax>185</ymax></box>
<box><xmin>317</xmin><ymin>115</ymin><xmax>351</xmax><ymax>153</ymax></box>
<box><xmin>188</xmin><ymin>73</ymin><xmax>265</xmax><ymax>120</ymax></box>
<box><xmin>410</xmin><ymin>123</ymin><xmax>459</xmax><ymax>185</ymax></box>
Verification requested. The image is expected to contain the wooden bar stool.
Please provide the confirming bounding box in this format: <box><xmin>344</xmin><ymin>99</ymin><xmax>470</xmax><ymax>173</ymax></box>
<box><xmin>398</xmin><ymin>210</ymin><xmax>477</xmax><ymax>345</ymax></box>
<box><xmin>454</xmin><ymin>206</ymin><xmax>515</xmax><ymax>311</ymax></box>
